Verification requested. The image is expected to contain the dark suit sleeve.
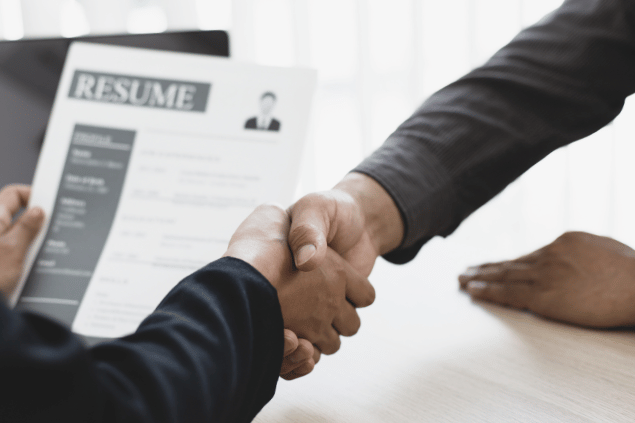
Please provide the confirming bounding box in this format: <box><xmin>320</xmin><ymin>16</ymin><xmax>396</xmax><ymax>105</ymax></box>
<box><xmin>353</xmin><ymin>0</ymin><xmax>635</xmax><ymax>263</ymax></box>
<box><xmin>0</xmin><ymin>257</ymin><xmax>283</xmax><ymax>423</ymax></box>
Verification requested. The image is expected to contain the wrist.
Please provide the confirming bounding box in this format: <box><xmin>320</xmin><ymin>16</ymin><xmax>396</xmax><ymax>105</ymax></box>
<box><xmin>223</xmin><ymin>243</ymin><xmax>287</xmax><ymax>291</ymax></box>
<box><xmin>334</xmin><ymin>172</ymin><xmax>404</xmax><ymax>255</ymax></box>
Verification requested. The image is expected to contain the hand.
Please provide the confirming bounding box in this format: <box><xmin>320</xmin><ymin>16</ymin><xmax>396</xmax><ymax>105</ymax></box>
<box><xmin>0</xmin><ymin>185</ymin><xmax>45</xmax><ymax>299</ymax></box>
<box><xmin>287</xmin><ymin>172</ymin><xmax>404</xmax><ymax>277</ymax></box>
<box><xmin>459</xmin><ymin>231</ymin><xmax>635</xmax><ymax>328</ymax></box>
<box><xmin>224</xmin><ymin>204</ymin><xmax>375</xmax><ymax>353</ymax></box>
<box><xmin>279</xmin><ymin>329</ymin><xmax>321</xmax><ymax>381</ymax></box>
<box><xmin>283</xmin><ymin>173</ymin><xmax>400</xmax><ymax>380</ymax></box>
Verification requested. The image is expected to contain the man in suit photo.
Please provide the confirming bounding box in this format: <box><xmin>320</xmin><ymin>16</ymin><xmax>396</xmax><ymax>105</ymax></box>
<box><xmin>245</xmin><ymin>92</ymin><xmax>281</xmax><ymax>132</ymax></box>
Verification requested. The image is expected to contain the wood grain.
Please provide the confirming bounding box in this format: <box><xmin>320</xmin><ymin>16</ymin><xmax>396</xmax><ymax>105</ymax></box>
<box><xmin>255</xmin><ymin>236</ymin><xmax>635</xmax><ymax>422</ymax></box>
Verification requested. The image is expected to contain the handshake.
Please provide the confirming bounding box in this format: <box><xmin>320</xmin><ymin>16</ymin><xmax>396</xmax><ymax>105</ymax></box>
<box><xmin>223</xmin><ymin>173</ymin><xmax>405</xmax><ymax>380</ymax></box>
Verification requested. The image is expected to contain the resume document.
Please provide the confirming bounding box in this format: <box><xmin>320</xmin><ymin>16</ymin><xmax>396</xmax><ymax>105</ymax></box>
<box><xmin>11</xmin><ymin>43</ymin><xmax>316</xmax><ymax>339</ymax></box>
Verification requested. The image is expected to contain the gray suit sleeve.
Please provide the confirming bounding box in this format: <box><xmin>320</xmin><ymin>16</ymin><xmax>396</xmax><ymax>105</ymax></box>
<box><xmin>354</xmin><ymin>0</ymin><xmax>635</xmax><ymax>264</ymax></box>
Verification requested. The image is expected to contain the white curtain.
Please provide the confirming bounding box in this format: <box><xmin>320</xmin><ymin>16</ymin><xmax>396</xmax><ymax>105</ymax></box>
<box><xmin>8</xmin><ymin>0</ymin><xmax>635</xmax><ymax>262</ymax></box>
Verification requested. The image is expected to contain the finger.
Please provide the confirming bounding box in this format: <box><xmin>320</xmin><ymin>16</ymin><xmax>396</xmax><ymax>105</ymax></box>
<box><xmin>281</xmin><ymin>359</ymin><xmax>315</xmax><ymax>381</ymax></box>
<box><xmin>280</xmin><ymin>339</ymin><xmax>314</xmax><ymax>375</ymax></box>
<box><xmin>287</xmin><ymin>339</ymin><xmax>313</xmax><ymax>365</ymax></box>
<box><xmin>330</xmin><ymin>250</ymin><xmax>375</xmax><ymax>308</ymax></box>
<box><xmin>0</xmin><ymin>185</ymin><xmax>31</xmax><ymax>235</ymax></box>
<box><xmin>287</xmin><ymin>194</ymin><xmax>332</xmax><ymax>271</ymax></box>
<box><xmin>315</xmin><ymin>327</ymin><xmax>341</xmax><ymax>355</ymax></box>
<box><xmin>280</xmin><ymin>356</ymin><xmax>308</xmax><ymax>376</ymax></box>
<box><xmin>514</xmin><ymin>248</ymin><xmax>546</xmax><ymax>264</ymax></box>
<box><xmin>466</xmin><ymin>280</ymin><xmax>534</xmax><ymax>310</ymax></box>
<box><xmin>283</xmin><ymin>329</ymin><xmax>299</xmax><ymax>356</ymax></box>
<box><xmin>2</xmin><ymin>207</ymin><xmax>45</xmax><ymax>254</ymax></box>
<box><xmin>459</xmin><ymin>262</ymin><xmax>534</xmax><ymax>289</ymax></box>
<box><xmin>332</xmin><ymin>302</ymin><xmax>361</xmax><ymax>337</ymax></box>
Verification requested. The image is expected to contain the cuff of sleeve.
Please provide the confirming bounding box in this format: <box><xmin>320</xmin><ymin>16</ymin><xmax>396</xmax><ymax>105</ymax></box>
<box><xmin>352</xmin><ymin>135</ymin><xmax>457</xmax><ymax>264</ymax></box>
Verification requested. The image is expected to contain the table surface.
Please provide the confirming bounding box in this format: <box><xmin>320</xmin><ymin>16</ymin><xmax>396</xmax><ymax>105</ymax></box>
<box><xmin>254</xmin><ymin>230</ymin><xmax>635</xmax><ymax>422</ymax></box>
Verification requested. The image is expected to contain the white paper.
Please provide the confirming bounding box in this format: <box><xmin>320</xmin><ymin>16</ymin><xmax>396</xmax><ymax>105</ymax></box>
<box><xmin>12</xmin><ymin>42</ymin><xmax>316</xmax><ymax>339</ymax></box>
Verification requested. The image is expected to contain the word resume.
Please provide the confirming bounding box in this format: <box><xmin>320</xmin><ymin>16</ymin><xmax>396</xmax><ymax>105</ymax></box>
<box><xmin>11</xmin><ymin>42</ymin><xmax>316</xmax><ymax>340</ymax></box>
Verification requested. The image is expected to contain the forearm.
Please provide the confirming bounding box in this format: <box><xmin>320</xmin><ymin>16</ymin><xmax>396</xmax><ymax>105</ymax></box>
<box><xmin>355</xmin><ymin>0</ymin><xmax>635</xmax><ymax>263</ymax></box>
<box><xmin>0</xmin><ymin>258</ymin><xmax>284</xmax><ymax>423</ymax></box>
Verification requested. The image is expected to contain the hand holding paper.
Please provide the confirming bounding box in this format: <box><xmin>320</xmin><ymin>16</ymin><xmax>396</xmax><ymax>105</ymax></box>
<box><xmin>0</xmin><ymin>185</ymin><xmax>44</xmax><ymax>298</ymax></box>
<box><xmin>15</xmin><ymin>43</ymin><xmax>317</xmax><ymax>338</ymax></box>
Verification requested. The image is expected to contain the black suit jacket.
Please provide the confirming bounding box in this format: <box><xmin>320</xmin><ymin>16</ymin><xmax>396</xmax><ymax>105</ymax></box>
<box><xmin>245</xmin><ymin>117</ymin><xmax>281</xmax><ymax>131</ymax></box>
<box><xmin>0</xmin><ymin>257</ymin><xmax>283</xmax><ymax>423</ymax></box>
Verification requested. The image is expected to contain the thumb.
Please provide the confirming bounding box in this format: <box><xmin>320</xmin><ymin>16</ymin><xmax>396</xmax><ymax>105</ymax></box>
<box><xmin>4</xmin><ymin>207</ymin><xmax>45</xmax><ymax>256</ymax></box>
<box><xmin>288</xmin><ymin>193</ymin><xmax>332</xmax><ymax>271</ymax></box>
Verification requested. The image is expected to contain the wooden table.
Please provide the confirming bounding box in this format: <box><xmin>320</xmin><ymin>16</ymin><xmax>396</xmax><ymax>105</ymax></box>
<box><xmin>255</xmin><ymin>228</ymin><xmax>635</xmax><ymax>422</ymax></box>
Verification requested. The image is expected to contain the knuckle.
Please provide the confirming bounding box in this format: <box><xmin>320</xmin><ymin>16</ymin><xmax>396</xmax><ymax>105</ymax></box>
<box><xmin>280</xmin><ymin>361</ymin><xmax>294</xmax><ymax>375</ymax></box>
<box><xmin>300</xmin><ymin>192</ymin><xmax>329</xmax><ymax>207</ymax></box>
<box><xmin>302</xmin><ymin>360</ymin><xmax>315</xmax><ymax>374</ymax></box>
<box><xmin>320</xmin><ymin>338</ymin><xmax>340</xmax><ymax>355</ymax></box>
<box><xmin>290</xmin><ymin>193</ymin><xmax>326</xmax><ymax>216</ymax></box>
<box><xmin>555</xmin><ymin>231</ymin><xmax>584</xmax><ymax>245</ymax></box>
<box><xmin>357</xmin><ymin>283</ymin><xmax>376</xmax><ymax>307</ymax></box>
<box><xmin>255</xmin><ymin>203</ymin><xmax>287</xmax><ymax>221</ymax></box>
<box><xmin>348</xmin><ymin>321</ymin><xmax>360</xmax><ymax>337</ymax></box>
<box><xmin>557</xmin><ymin>231</ymin><xmax>575</xmax><ymax>241</ymax></box>
<box><xmin>339</xmin><ymin>325</ymin><xmax>355</xmax><ymax>337</ymax></box>
<box><xmin>296</xmin><ymin>339</ymin><xmax>313</xmax><ymax>356</ymax></box>
<box><xmin>0</xmin><ymin>239</ymin><xmax>17</xmax><ymax>255</ymax></box>
<box><xmin>0</xmin><ymin>184</ymin><xmax>18</xmax><ymax>196</ymax></box>
<box><xmin>368</xmin><ymin>285</ymin><xmax>376</xmax><ymax>304</ymax></box>
<box><xmin>258</xmin><ymin>202</ymin><xmax>285</xmax><ymax>213</ymax></box>
<box><xmin>280</xmin><ymin>372</ymin><xmax>297</xmax><ymax>381</ymax></box>
<box><xmin>289</xmin><ymin>223</ymin><xmax>321</xmax><ymax>243</ymax></box>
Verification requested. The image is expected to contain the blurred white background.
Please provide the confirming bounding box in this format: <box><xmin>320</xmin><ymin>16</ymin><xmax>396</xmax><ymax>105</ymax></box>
<box><xmin>4</xmin><ymin>0</ymin><xmax>635</xmax><ymax>264</ymax></box>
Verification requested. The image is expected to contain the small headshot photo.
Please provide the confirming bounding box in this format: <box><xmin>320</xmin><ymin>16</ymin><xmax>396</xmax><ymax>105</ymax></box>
<box><xmin>245</xmin><ymin>92</ymin><xmax>281</xmax><ymax>132</ymax></box>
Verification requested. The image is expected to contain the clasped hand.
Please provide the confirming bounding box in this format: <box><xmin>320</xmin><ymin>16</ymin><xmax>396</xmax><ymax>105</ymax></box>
<box><xmin>224</xmin><ymin>204</ymin><xmax>376</xmax><ymax>380</ymax></box>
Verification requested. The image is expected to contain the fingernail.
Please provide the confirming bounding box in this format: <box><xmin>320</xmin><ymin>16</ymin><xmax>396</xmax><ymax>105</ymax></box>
<box><xmin>296</xmin><ymin>244</ymin><xmax>316</xmax><ymax>267</ymax></box>
<box><xmin>27</xmin><ymin>207</ymin><xmax>44</xmax><ymax>219</ymax></box>
<box><xmin>460</xmin><ymin>267</ymin><xmax>478</xmax><ymax>278</ymax></box>
<box><xmin>466</xmin><ymin>281</ymin><xmax>487</xmax><ymax>292</ymax></box>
